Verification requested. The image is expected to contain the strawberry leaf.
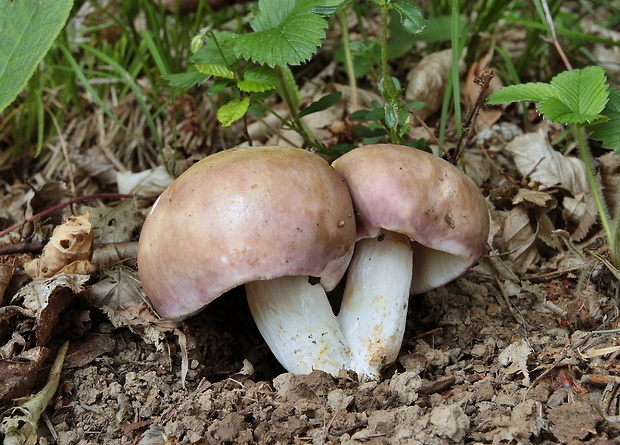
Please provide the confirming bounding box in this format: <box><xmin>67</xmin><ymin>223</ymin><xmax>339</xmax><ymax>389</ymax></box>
<box><xmin>589</xmin><ymin>88</ymin><xmax>620</xmax><ymax>151</ymax></box>
<box><xmin>233</xmin><ymin>0</ymin><xmax>328</xmax><ymax>67</ymax></box>
<box><xmin>196</xmin><ymin>63</ymin><xmax>235</xmax><ymax>79</ymax></box>
<box><xmin>217</xmin><ymin>97</ymin><xmax>250</xmax><ymax>126</ymax></box>
<box><xmin>549</xmin><ymin>66</ymin><xmax>608</xmax><ymax>123</ymax></box>
<box><xmin>487</xmin><ymin>82</ymin><xmax>558</xmax><ymax>104</ymax></box>
<box><xmin>238</xmin><ymin>67</ymin><xmax>279</xmax><ymax>92</ymax></box>
<box><xmin>488</xmin><ymin>67</ymin><xmax>608</xmax><ymax>125</ymax></box>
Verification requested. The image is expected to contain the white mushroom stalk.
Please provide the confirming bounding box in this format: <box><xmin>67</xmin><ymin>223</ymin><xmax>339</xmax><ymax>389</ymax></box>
<box><xmin>333</xmin><ymin>144</ymin><xmax>490</xmax><ymax>380</ymax></box>
<box><xmin>338</xmin><ymin>231</ymin><xmax>413</xmax><ymax>380</ymax></box>
<box><xmin>246</xmin><ymin>276</ymin><xmax>350</xmax><ymax>375</ymax></box>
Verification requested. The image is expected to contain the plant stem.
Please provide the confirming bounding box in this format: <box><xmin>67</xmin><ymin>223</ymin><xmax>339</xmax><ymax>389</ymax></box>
<box><xmin>379</xmin><ymin>4</ymin><xmax>394</xmax><ymax>99</ymax></box>
<box><xmin>574</xmin><ymin>124</ymin><xmax>616</xmax><ymax>263</ymax></box>
<box><xmin>337</xmin><ymin>10</ymin><xmax>359</xmax><ymax>111</ymax></box>
<box><xmin>275</xmin><ymin>66</ymin><xmax>323</xmax><ymax>150</ymax></box>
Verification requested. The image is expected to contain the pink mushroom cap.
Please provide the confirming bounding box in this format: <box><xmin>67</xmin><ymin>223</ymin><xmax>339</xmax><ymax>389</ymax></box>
<box><xmin>138</xmin><ymin>146</ymin><xmax>356</xmax><ymax>319</ymax></box>
<box><xmin>332</xmin><ymin>144</ymin><xmax>489</xmax><ymax>293</ymax></box>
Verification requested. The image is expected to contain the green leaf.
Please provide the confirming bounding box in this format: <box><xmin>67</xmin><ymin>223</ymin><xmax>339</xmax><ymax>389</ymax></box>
<box><xmin>0</xmin><ymin>0</ymin><xmax>74</xmax><ymax>114</ymax></box>
<box><xmin>392</xmin><ymin>2</ymin><xmax>427</xmax><ymax>34</ymax></box>
<box><xmin>384</xmin><ymin>101</ymin><xmax>399</xmax><ymax>128</ymax></box>
<box><xmin>233</xmin><ymin>0</ymin><xmax>328</xmax><ymax>66</ymax></box>
<box><xmin>238</xmin><ymin>67</ymin><xmax>279</xmax><ymax>92</ymax></box>
<box><xmin>196</xmin><ymin>63</ymin><xmax>235</xmax><ymax>79</ymax></box>
<box><xmin>537</xmin><ymin>96</ymin><xmax>591</xmax><ymax>124</ymax></box>
<box><xmin>487</xmin><ymin>82</ymin><xmax>558</xmax><ymax>104</ymax></box>
<box><xmin>310</xmin><ymin>0</ymin><xmax>349</xmax><ymax>16</ymax></box>
<box><xmin>296</xmin><ymin>92</ymin><xmax>342</xmax><ymax>118</ymax></box>
<box><xmin>548</xmin><ymin>66</ymin><xmax>608</xmax><ymax>123</ymax></box>
<box><xmin>589</xmin><ymin>88</ymin><xmax>620</xmax><ymax>151</ymax></box>
<box><xmin>488</xmin><ymin>67</ymin><xmax>609</xmax><ymax>125</ymax></box>
<box><xmin>217</xmin><ymin>97</ymin><xmax>250</xmax><ymax>127</ymax></box>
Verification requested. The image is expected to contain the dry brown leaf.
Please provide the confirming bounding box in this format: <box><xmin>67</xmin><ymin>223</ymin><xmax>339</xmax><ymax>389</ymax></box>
<box><xmin>512</xmin><ymin>189</ymin><xmax>555</xmax><ymax>207</ymax></box>
<box><xmin>498</xmin><ymin>338</ymin><xmax>531</xmax><ymax>386</ymax></box>
<box><xmin>92</xmin><ymin>242</ymin><xmax>138</xmax><ymax>269</ymax></box>
<box><xmin>599</xmin><ymin>151</ymin><xmax>620</xmax><ymax>218</ymax></box>
<box><xmin>88</xmin><ymin>200</ymin><xmax>145</xmax><ymax>244</ymax></box>
<box><xmin>405</xmin><ymin>49</ymin><xmax>465</xmax><ymax>120</ymax></box>
<box><xmin>562</xmin><ymin>192</ymin><xmax>598</xmax><ymax>241</ymax></box>
<box><xmin>11</xmin><ymin>274</ymin><xmax>89</xmax><ymax>346</ymax></box>
<box><xmin>24</xmin><ymin>212</ymin><xmax>96</xmax><ymax>280</ymax></box>
<box><xmin>0</xmin><ymin>262</ymin><xmax>14</xmax><ymax>305</ymax></box>
<box><xmin>505</xmin><ymin>131</ymin><xmax>588</xmax><ymax>192</ymax></box>
<box><xmin>505</xmin><ymin>131</ymin><xmax>596</xmax><ymax>241</ymax></box>
<box><xmin>64</xmin><ymin>334</ymin><xmax>116</xmax><ymax>368</ymax></box>
<box><xmin>501</xmin><ymin>206</ymin><xmax>540</xmax><ymax>274</ymax></box>
<box><xmin>0</xmin><ymin>346</ymin><xmax>50</xmax><ymax>403</ymax></box>
<box><xmin>85</xmin><ymin>267</ymin><xmax>175</xmax><ymax>348</ymax></box>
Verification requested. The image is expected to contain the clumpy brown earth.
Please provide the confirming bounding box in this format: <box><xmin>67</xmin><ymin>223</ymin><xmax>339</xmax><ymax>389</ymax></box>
<box><xmin>41</xmin><ymin>268</ymin><xmax>620</xmax><ymax>444</ymax></box>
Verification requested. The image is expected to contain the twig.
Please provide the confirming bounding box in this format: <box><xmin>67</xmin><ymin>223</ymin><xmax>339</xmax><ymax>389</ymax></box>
<box><xmin>539</xmin><ymin>0</ymin><xmax>573</xmax><ymax>70</ymax></box>
<box><xmin>0</xmin><ymin>193</ymin><xmax>137</xmax><ymax>238</ymax></box>
<box><xmin>0</xmin><ymin>243</ymin><xmax>45</xmax><ymax>255</ymax></box>
<box><xmin>453</xmin><ymin>70</ymin><xmax>495</xmax><ymax>164</ymax></box>
<box><xmin>400</xmin><ymin>101</ymin><xmax>449</xmax><ymax>158</ymax></box>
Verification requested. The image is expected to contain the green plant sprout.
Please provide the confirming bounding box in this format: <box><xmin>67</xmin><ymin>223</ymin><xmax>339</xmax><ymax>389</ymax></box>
<box><xmin>488</xmin><ymin>66</ymin><xmax>620</xmax><ymax>267</ymax></box>
<box><xmin>167</xmin><ymin>0</ymin><xmax>336</xmax><ymax>150</ymax></box>
<box><xmin>169</xmin><ymin>0</ymin><xmax>427</xmax><ymax>149</ymax></box>
<box><xmin>324</xmin><ymin>0</ymin><xmax>428</xmax><ymax>147</ymax></box>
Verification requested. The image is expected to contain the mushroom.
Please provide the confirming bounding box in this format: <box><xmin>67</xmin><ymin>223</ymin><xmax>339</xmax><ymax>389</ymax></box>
<box><xmin>332</xmin><ymin>144</ymin><xmax>489</xmax><ymax>379</ymax></box>
<box><xmin>138</xmin><ymin>146</ymin><xmax>356</xmax><ymax>375</ymax></box>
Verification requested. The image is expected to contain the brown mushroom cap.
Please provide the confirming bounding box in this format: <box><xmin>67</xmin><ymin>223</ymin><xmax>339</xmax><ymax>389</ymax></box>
<box><xmin>332</xmin><ymin>144</ymin><xmax>489</xmax><ymax>293</ymax></box>
<box><xmin>138</xmin><ymin>146</ymin><xmax>356</xmax><ymax>319</ymax></box>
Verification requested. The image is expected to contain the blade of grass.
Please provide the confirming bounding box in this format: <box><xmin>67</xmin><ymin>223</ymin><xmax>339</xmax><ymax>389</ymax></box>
<box><xmin>57</xmin><ymin>43</ymin><xmax>132</xmax><ymax>134</ymax></box>
<box><xmin>450</xmin><ymin>0</ymin><xmax>463</xmax><ymax>138</ymax></box>
<box><xmin>35</xmin><ymin>78</ymin><xmax>45</xmax><ymax>156</ymax></box>
<box><xmin>140</xmin><ymin>28</ymin><xmax>172</xmax><ymax>77</ymax></box>
<box><xmin>75</xmin><ymin>42</ymin><xmax>164</xmax><ymax>152</ymax></box>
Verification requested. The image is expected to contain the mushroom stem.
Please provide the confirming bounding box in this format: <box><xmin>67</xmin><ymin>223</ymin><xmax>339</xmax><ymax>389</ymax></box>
<box><xmin>338</xmin><ymin>231</ymin><xmax>413</xmax><ymax>380</ymax></box>
<box><xmin>246</xmin><ymin>276</ymin><xmax>351</xmax><ymax>375</ymax></box>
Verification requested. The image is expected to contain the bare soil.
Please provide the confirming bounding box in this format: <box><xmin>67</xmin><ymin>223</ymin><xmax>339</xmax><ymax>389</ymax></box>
<box><xmin>46</xmin><ymin>267</ymin><xmax>620</xmax><ymax>444</ymax></box>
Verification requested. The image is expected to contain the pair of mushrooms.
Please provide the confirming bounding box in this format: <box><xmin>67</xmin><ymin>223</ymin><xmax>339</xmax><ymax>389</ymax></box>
<box><xmin>138</xmin><ymin>144</ymin><xmax>489</xmax><ymax>379</ymax></box>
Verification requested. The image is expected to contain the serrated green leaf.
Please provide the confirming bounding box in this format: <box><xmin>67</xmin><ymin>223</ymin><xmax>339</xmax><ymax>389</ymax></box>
<box><xmin>217</xmin><ymin>97</ymin><xmax>250</xmax><ymax>127</ymax></box>
<box><xmin>487</xmin><ymin>82</ymin><xmax>559</xmax><ymax>104</ymax></box>
<box><xmin>549</xmin><ymin>66</ymin><xmax>608</xmax><ymax>123</ymax></box>
<box><xmin>296</xmin><ymin>92</ymin><xmax>342</xmax><ymax>118</ymax></box>
<box><xmin>233</xmin><ymin>0</ymin><xmax>328</xmax><ymax>67</ymax></box>
<box><xmin>310</xmin><ymin>0</ymin><xmax>349</xmax><ymax>16</ymax></box>
<box><xmin>238</xmin><ymin>67</ymin><xmax>279</xmax><ymax>92</ymax></box>
<box><xmin>589</xmin><ymin>88</ymin><xmax>620</xmax><ymax>151</ymax></box>
<box><xmin>0</xmin><ymin>0</ymin><xmax>74</xmax><ymax>114</ymax></box>
<box><xmin>196</xmin><ymin>63</ymin><xmax>235</xmax><ymax>79</ymax></box>
<box><xmin>392</xmin><ymin>2</ymin><xmax>427</xmax><ymax>34</ymax></box>
<box><xmin>536</xmin><ymin>96</ymin><xmax>599</xmax><ymax>124</ymax></box>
